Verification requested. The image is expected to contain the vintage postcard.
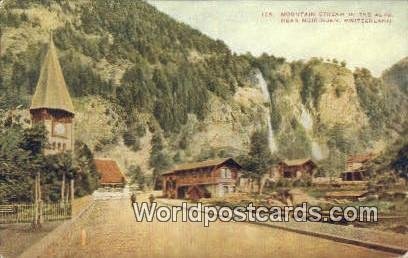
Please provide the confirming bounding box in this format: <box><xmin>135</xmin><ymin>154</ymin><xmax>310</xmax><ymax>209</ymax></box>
<box><xmin>0</xmin><ymin>0</ymin><xmax>407</xmax><ymax>257</ymax></box>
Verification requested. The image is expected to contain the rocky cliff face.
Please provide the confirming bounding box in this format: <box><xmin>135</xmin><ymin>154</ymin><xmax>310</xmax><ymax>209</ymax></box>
<box><xmin>315</xmin><ymin>64</ymin><xmax>367</xmax><ymax>128</ymax></box>
<box><xmin>69</xmin><ymin>58</ymin><xmax>406</xmax><ymax>175</ymax></box>
<box><xmin>0</xmin><ymin>0</ymin><xmax>406</xmax><ymax>177</ymax></box>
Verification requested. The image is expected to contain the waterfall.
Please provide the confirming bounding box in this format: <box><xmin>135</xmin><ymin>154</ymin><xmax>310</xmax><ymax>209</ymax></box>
<box><xmin>299</xmin><ymin>104</ymin><xmax>326</xmax><ymax>160</ymax></box>
<box><xmin>300</xmin><ymin>105</ymin><xmax>313</xmax><ymax>130</ymax></box>
<box><xmin>311</xmin><ymin>141</ymin><xmax>323</xmax><ymax>160</ymax></box>
<box><xmin>254</xmin><ymin>70</ymin><xmax>325</xmax><ymax>158</ymax></box>
<box><xmin>255</xmin><ymin>70</ymin><xmax>277</xmax><ymax>153</ymax></box>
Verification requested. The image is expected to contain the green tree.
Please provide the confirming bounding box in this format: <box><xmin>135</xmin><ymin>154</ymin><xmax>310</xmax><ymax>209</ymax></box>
<box><xmin>0</xmin><ymin>120</ymin><xmax>46</xmax><ymax>203</ymax></box>
<box><xmin>391</xmin><ymin>144</ymin><xmax>408</xmax><ymax>180</ymax></box>
<box><xmin>74</xmin><ymin>141</ymin><xmax>99</xmax><ymax>196</ymax></box>
<box><xmin>243</xmin><ymin>130</ymin><xmax>274</xmax><ymax>176</ymax></box>
<box><xmin>149</xmin><ymin>133</ymin><xmax>172</xmax><ymax>188</ymax></box>
<box><xmin>123</xmin><ymin>129</ymin><xmax>140</xmax><ymax>151</ymax></box>
<box><xmin>128</xmin><ymin>165</ymin><xmax>145</xmax><ymax>190</ymax></box>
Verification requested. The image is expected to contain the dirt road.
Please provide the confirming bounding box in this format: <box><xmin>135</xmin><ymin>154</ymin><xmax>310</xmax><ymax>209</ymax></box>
<box><xmin>41</xmin><ymin>194</ymin><xmax>394</xmax><ymax>258</ymax></box>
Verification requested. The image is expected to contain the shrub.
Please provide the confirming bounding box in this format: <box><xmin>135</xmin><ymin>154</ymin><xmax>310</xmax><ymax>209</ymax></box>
<box><xmin>276</xmin><ymin>178</ymin><xmax>292</xmax><ymax>188</ymax></box>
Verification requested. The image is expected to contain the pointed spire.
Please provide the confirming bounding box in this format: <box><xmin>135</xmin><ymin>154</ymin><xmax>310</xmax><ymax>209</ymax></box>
<box><xmin>30</xmin><ymin>32</ymin><xmax>75</xmax><ymax>114</ymax></box>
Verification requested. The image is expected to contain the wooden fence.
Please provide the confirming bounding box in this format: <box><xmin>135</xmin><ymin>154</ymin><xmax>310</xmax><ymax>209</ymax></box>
<box><xmin>0</xmin><ymin>202</ymin><xmax>71</xmax><ymax>224</ymax></box>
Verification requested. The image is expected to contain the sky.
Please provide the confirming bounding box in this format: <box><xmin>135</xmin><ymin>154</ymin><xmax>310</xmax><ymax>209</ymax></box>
<box><xmin>148</xmin><ymin>1</ymin><xmax>408</xmax><ymax>76</ymax></box>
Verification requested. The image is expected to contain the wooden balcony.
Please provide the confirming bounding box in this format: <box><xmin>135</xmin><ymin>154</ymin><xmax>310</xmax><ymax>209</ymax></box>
<box><xmin>215</xmin><ymin>178</ymin><xmax>236</xmax><ymax>184</ymax></box>
<box><xmin>176</xmin><ymin>176</ymin><xmax>216</xmax><ymax>186</ymax></box>
<box><xmin>175</xmin><ymin>176</ymin><xmax>236</xmax><ymax>186</ymax></box>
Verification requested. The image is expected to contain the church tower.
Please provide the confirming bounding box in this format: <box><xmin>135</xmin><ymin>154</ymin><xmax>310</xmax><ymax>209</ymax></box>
<box><xmin>30</xmin><ymin>34</ymin><xmax>75</xmax><ymax>155</ymax></box>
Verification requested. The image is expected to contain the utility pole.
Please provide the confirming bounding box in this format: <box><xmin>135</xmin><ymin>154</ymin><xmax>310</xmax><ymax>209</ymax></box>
<box><xmin>38</xmin><ymin>172</ymin><xmax>43</xmax><ymax>224</ymax></box>
<box><xmin>70</xmin><ymin>178</ymin><xmax>74</xmax><ymax>202</ymax></box>
<box><xmin>34</xmin><ymin>172</ymin><xmax>38</xmax><ymax>226</ymax></box>
<box><xmin>33</xmin><ymin>171</ymin><xmax>42</xmax><ymax>228</ymax></box>
<box><xmin>61</xmin><ymin>171</ymin><xmax>65</xmax><ymax>202</ymax></box>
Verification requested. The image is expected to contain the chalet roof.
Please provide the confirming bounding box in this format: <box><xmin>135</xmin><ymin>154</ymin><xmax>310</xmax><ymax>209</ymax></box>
<box><xmin>93</xmin><ymin>159</ymin><xmax>126</xmax><ymax>184</ymax></box>
<box><xmin>162</xmin><ymin>158</ymin><xmax>241</xmax><ymax>175</ymax></box>
<box><xmin>347</xmin><ymin>153</ymin><xmax>374</xmax><ymax>164</ymax></box>
<box><xmin>30</xmin><ymin>34</ymin><xmax>75</xmax><ymax>114</ymax></box>
<box><xmin>280</xmin><ymin>158</ymin><xmax>315</xmax><ymax>167</ymax></box>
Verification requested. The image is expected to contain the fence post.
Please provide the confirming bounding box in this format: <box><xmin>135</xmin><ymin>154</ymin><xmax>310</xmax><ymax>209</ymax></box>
<box><xmin>39</xmin><ymin>200</ymin><xmax>43</xmax><ymax>224</ymax></box>
<box><xmin>0</xmin><ymin>202</ymin><xmax>73</xmax><ymax>225</ymax></box>
<box><xmin>34</xmin><ymin>173</ymin><xmax>38</xmax><ymax>226</ymax></box>
<box><xmin>70</xmin><ymin>179</ymin><xmax>74</xmax><ymax>202</ymax></box>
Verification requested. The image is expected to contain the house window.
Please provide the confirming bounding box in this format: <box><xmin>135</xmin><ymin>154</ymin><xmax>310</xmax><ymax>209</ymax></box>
<box><xmin>221</xmin><ymin>168</ymin><xmax>232</xmax><ymax>178</ymax></box>
<box><xmin>52</xmin><ymin>142</ymin><xmax>56</xmax><ymax>150</ymax></box>
<box><xmin>223</xmin><ymin>186</ymin><xmax>229</xmax><ymax>194</ymax></box>
<box><xmin>62</xmin><ymin>143</ymin><xmax>66</xmax><ymax>151</ymax></box>
<box><xmin>57</xmin><ymin>143</ymin><xmax>61</xmax><ymax>150</ymax></box>
<box><xmin>226</xmin><ymin>169</ymin><xmax>231</xmax><ymax>178</ymax></box>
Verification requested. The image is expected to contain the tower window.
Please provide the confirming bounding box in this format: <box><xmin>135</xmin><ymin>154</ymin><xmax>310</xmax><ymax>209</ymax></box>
<box><xmin>57</xmin><ymin>143</ymin><xmax>61</xmax><ymax>150</ymax></box>
<box><xmin>52</xmin><ymin>142</ymin><xmax>56</xmax><ymax>150</ymax></box>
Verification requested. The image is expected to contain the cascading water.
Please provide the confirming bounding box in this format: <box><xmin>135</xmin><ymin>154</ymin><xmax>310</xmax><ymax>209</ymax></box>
<box><xmin>255</xmin><ymin>70</ymin><xmax>277</xmax><ymax>153</ymax></box>
<box><xmin>300</xmin><ymin>104</ymin><xmax>325</xmax><ymax>160</ymax></box>
<box><xmin>254</xmin><ymin>69</ymin><xmax>325</xmax><ymax>159</ymax></box>
<box><xmin>300</xmin><ymin>105</ymin><xmax>313</xmax><ymax>130</ymax></box>
<box><xmin>311</xmin><ymin>141</ymin><xmax>324</xmax><ymax>160</ymax></box>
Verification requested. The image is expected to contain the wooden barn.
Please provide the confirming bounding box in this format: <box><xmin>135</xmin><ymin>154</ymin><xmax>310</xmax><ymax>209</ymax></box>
<box><xmin>346</xmin><ymin>153</ymin><xmax>374</xmax><ymax>171</ymax></box>
<box><xmin>94</xmin><ymin>159</ymin><xmax>126</xmax><ymax>188</ymax></box>
<box><xmin>341</xmin><ymin>171</ymin><xmax>366</xmax><ymax>181</ymax></box>
<box><xmin>341</xmin><ymin>153</ymin><xmax>374</xmax><ymax>181</ymax></box>
<box><xmin>162</xmin><ymin>158</ymin><xmax>241</xmax><ymax>199</ymax></box>
<box><xmin>278</xmin><ymin>158</ymin><xmax>316</xmax><ymax>179</ymax></box>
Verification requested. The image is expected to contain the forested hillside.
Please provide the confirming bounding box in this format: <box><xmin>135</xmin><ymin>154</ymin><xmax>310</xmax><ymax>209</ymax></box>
<box><xmin>0</xmin><ymin>0</ymin><xmax>407</xmax><ymax>183</ymax></box>
<box><xmin>0</xmin><ymin>0</ymin><xmax>251</xmax><ymax>131</ymax></box>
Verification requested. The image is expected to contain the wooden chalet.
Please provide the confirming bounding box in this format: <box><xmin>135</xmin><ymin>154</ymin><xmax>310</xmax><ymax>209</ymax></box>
<box><xmin>278</xmin><ymin>158</ymin><xmax>316</xmax><ymax>179</ymax></box>
<box><xmin>162</xmin><ymin>158</ymin><xmax>241</xmax><ymax>199</ymax></box>
<box><xmin>341</xmin><ymin>153</ymin><xmax>374</xmax><ymax>181</ymax></box>
<box><xmin>346</xmin><ymin>153</ymin><xmax>374</xmax><ymax>171</ymax></box>
<box><xmin>94</xmin><ymin>159</ymin><xmax>126</xmax><ymax>188</ymax></box>
<box><xmin>341</xmin><ymin>171</ymin><xmax>366</xmax><ymax>181</ymax></box>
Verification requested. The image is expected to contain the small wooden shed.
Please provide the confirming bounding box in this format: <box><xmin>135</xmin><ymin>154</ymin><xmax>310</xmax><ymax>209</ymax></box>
<box><xmin>278</xmin><ymin>158</ymin><xmax>316</xmax><ymax>179</ymax></box>
<box><xmin>93</xmin><ymin>159</ymin><xmax>126</xmax><ymax>188</ymax></box>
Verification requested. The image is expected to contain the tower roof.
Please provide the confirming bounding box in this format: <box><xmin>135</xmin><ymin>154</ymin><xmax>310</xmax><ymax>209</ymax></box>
<box><xmin>30</xmin><ymin>34</ymin><xmax>74</xmax><ymax>114</ymax></box>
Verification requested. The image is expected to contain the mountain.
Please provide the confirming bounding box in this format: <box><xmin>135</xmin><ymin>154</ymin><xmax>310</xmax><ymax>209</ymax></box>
<box><xmin>0</xmin><ymin>0</ymin><xmax>407</xmax><ymax>178</ymax></box>
<box><xmin>383</xmin><ymin>57</ymin><xmax>408</xmax><ymax>94</ymax></box>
